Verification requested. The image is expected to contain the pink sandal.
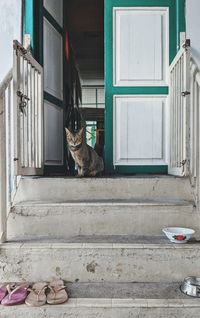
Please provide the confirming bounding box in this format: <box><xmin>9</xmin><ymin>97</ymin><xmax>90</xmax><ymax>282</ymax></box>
<box><xmin>1</xmin><ymin>283</ymin><xmax>29</xmax><ymax>306</ymax></box>
<box><xmin>0</xmin><ymin>284</ymin><xmax>7</xmax><ymax>302</ymax></box>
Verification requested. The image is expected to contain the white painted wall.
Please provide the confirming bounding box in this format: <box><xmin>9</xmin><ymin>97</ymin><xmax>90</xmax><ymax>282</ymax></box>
<box><xmin>186</xmin><ymin>0</ymin><xmax>200</xmax><ymax>69</ymax></box>
<box><xmin>0</xmin><ymin>0</ymin><xmax>22</xmax><ymax>83</ymax></box>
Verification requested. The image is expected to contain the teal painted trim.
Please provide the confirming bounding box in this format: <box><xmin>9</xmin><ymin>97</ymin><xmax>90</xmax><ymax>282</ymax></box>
<box><xmin>112</xmin><ymin>87</ymin><xmax>169</xmax><ymax>95</ymax></box>
<box><xmin>114</xmin><ymin>165</ymin><xmax>168</xmax><ymax>174</ymax></box>
<box><xmin>105</xmin><ymin>0</ymin><xmax>113</xmax><ymax>173</ymax></box>
<box><xmin>44</xmin><ymin>92</ymin><xmax>63</xmax><ymax>108</ymax></box>
<box><xmin>176</xmin><ymin>0</ymin><xmax>186</xmax><ymax>50</ymax></box>
<box><xmin>24</xmin><ymin>0</ymin><xmax>34</xmax><ymax>49</ymax></box>
<box><xmin>178</xmin><ymin>0</ymin><xmax>186</xmax><ymax>32</ymax></box>
<box><xmin>108</xmin><ymin>0</ymin><xmax>175</xmax><ymax>6</ymax></box>
<box><xmin>43</xmin><ymin>8</ymin><xmax>63</xmax><ymax>35</ymax></box>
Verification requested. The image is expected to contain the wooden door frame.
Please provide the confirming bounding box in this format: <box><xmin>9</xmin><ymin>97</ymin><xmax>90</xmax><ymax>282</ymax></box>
<box><xmin>104</xmin><ymin>0</ymin><xmax>186</xmax><ymax>174</ymax></box>
<box><xmin>24</xmin><ymin>0</ymin><xmax>67</xmax><ymax>175</ymax></box>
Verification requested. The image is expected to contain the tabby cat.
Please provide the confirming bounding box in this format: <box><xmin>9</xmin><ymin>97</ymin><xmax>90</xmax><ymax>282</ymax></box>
<box><xmin>65</xmin><ymin>128</ymin><xmax>104</xmax><ymax>177</ymax></box>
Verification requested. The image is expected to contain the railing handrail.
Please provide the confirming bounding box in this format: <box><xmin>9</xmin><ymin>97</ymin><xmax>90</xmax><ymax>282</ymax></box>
<box><xmin>0</xmin><ymin>68</ymin><xmax>13</xmax><ymax>97</ymax></box>
<box><xmin>169</xmin><ymin>45</ymin><xmax>185</xmax><ymax>72</ymax></box>
<box><xmin>13</xmin><ymin>40</ymin><xmax>42</xmax><ymax>73</ymax></box>
<box><xmin>187</xmin><ymin>55</ymin><xmax>200</xmax><ymax>206</ymax></box>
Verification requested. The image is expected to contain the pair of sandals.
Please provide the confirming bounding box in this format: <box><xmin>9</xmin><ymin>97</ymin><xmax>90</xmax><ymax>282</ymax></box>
<box><xmin>0</xmin><ymin>280</ymin><xmax>68</xmax><ymax>307</ymax></box>
<box><xmin>26</xmin><ymin>280</ymin><xmax>68</xmax><ymax>306</ymax></box>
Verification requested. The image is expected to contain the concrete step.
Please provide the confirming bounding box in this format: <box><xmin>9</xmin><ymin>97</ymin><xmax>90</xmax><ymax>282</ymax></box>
<box><xmin>2</xmin><ymin>236</ymin><xmax>200</xmax><ymax>283</ymax></box>
<box><xmin>8</xmin><ymin>199</ymin><xmax>199</xmax><ymax>240</ymax></box>
<box><xmin>1</xmin><ymin>282</ymin><xmax>200</xmax><ymax>317</ymax></box>
<box><xmin>14</xmin><ymin>176</ymin><xmax>193</xmax><ymax>203</ymax></box>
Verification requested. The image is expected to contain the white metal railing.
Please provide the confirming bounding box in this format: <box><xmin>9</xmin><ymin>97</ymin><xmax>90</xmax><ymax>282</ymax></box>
<box><xmin>0</xmin><ymin>69</ymin><xmax>15</xmax><ymax>242</ymax></box>
<box><xmin>169</xmin><ymin>40</ymin><xmax>200</xmax><ymax>207</ymax></box>
<box><xmin>169</xmin><ymin>41</ymin><xmax>190</xmax><ymax>176</ymax></box>
<box><xmin>0</xmin><ymin>41</ymin><xmax>44</xmax><ymax>242</ymax></box>
<box><xmin>13</xmin><ymin>40</ymin><xmax>44</xmax><ymax>175</ymax></box>
<box><xmin>189</xmin><ymin>58</ymin><xmax>200</xmax><ymax>205</ymax></box>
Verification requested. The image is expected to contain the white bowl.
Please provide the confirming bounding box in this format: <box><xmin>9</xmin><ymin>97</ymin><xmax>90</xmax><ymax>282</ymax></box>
<box><xmin>162</xmin><ymin>227</ymin><xmax>195</xmax><ymax>243</ymax></box>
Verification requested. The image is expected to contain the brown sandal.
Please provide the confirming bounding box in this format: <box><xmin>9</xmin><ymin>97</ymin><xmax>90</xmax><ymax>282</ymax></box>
<box><xmin>25</xmin><ymin>282</ymin><xmax>48</xmax><ymax>307</ymax></box>
<box><xmin>47</xmin><ymin>279</ymin><xmax>68</xmax><ymax>304</ymax></box>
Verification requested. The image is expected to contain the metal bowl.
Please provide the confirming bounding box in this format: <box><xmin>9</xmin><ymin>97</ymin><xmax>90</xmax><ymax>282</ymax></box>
<box><xmin>180</xmin><ymin>277</ymin><xmax>200</xmax><ymax>297</ymax></box>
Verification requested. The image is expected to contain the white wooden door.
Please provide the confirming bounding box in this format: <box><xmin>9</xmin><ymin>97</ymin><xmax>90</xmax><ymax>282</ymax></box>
<box><xmin>114</xmin><ymin>7</ymin><xmax>168</xmax><ymax>168</ymax></box>
<box><xmin>43</xmin><ymin>0</ymin><xmax>64</xmax><ymax>171</ymax></box>
<box><xmin>105</xmin><ymin>2</ymin><xmax>177</xmax><ymax>174</ymax></box>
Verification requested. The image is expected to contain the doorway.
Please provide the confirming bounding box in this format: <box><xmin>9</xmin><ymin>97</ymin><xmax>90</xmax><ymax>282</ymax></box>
<box><xmin>25</xmin><ymin>0</ymin><xmax>186</xmax><ymax>176</ymax></box>
<box><xmin>65</xmin><ymin>0</ymin><xmax>105</xmax><ymax>162</ymax></box>
<box><xmin>28</xmin><ymin>0</ymin><xmax>104</xmax><ymax>175</ymax></box>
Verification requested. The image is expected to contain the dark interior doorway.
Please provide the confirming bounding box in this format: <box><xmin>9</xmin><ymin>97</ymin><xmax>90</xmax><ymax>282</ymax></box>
<box><xmin>65</xmin><ymin>0</ymin><xmax>105</xmax><ymax>171</ymax></box>
<box><xmin>66</xmin><ymin>0</ymin><xmax>104</xmax><ymax>84</ymax></box>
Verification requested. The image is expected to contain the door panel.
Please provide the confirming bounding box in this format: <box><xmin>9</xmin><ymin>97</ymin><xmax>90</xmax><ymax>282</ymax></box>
<box><xmin>43</xmin><ymin>18</ymin><xmax>63</xmax><ymax>100</ymax></box>
<box><xmin>114</xmin><ymin>95</ymin><xmax>167</xmax><ymax>165</ymax></box>
<box><xmin>44</xmin><ymin>101</ymin><xmax>63</xmax><ymax>165</ymax></box>
<box><xmin>114</xmin><ymin>7</ymin><xmax>169</xmax><ymax>86</ymax></box>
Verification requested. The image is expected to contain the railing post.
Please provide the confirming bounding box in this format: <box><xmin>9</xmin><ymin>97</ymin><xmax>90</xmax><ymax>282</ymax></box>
<box><xmin>0</xmin><ymin>94</ymin><xmax>7</xmax><ymax>242</ymax></box>
<box><xmin>184</xmin><ymin>41</ymin><xmax>191</xmax><ymax>176</ymax></box>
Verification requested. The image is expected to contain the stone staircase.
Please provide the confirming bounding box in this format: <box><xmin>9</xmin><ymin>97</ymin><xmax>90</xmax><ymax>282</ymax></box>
<box><xmin>2</xmin><ymin>176</ymin><xmax>200</xmax><ymax>317</ymax></box>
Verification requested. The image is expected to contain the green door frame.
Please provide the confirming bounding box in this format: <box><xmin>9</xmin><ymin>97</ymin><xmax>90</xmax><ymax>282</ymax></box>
<box><xmin>104</xmin><ymin>0</ymin><xmax>186</xmax><ymax>174</ymax></box>
<box><xmin>24</xmin><ymin>0</ymin><xmax>67</xmax><ymax>175</ymax></box>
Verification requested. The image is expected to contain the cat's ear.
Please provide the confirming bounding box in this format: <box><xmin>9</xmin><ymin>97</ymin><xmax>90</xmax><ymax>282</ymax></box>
<box><xmin>65</xmin><ymin>127</ymin><xmax>71</xmax><ymax>137</ymax></box>
<box><xmin>78</xmin><ymin>127</ymin><xmax>84</xmax><ymax>136</ymax></box>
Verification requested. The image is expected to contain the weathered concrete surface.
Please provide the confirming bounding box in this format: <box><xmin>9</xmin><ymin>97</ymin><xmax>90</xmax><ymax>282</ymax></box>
<box><xmin>2</xmin><ymin>175</ymin><xmax>199</xmax><ymax>317</ymax></box>
<box><xmin>1</xmin><ymin>299</ymin><xmax>200</xmax><ymax>318</ymax></box>
<box><xmin>0</xmin><ymin>239</ymin><xmax>200</xmax><ymax>283</ymax></box>
<box><xmin>62</xmin><ymin>282</ymin><xmax>196</xmax><ymax>299</ymax></box>
<box><xmin>8</xmin><ymin>200</ymin><xmax>200</xmax><ymax>240</ymax></box>
<box><xmin>14</xmin><ymin>176</ymin><xmax>193</xmax><ymax>203</ymax></box>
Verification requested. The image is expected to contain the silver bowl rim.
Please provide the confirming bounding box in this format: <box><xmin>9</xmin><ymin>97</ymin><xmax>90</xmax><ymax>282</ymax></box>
<box><xmin>180</xmin><ymin>276</ymin><xmax>200</xmax><ymax>297</ymax></box>
<box><xmin>183</xmin><ymin>276</ymin><xmax>200</xmax><ymax>286</ymax></box>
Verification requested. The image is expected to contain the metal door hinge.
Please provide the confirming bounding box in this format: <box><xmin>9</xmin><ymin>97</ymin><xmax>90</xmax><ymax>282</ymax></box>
<box><xmin>178</xmin><ymin>159</ymin><xmax>188</xmax><ymax>167</ymax></box>
<box><xmin>17</xmin><ymin>90</ymin><xmax>30</xmax><ymax>114</ymax></box>
<box><xmin>181</xmin><ymin>91</ymin><xmax>190</xmax><ymax>97</ymax></box>
<box><xmin>182</xmin><ymin>39</ymin><xmax>190</xmax><ymax>50</ymax></box>
<box><xmin>13</xmin><ymin>40</ymin><xmax>27</xmax><ymax>55</ymax></box>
